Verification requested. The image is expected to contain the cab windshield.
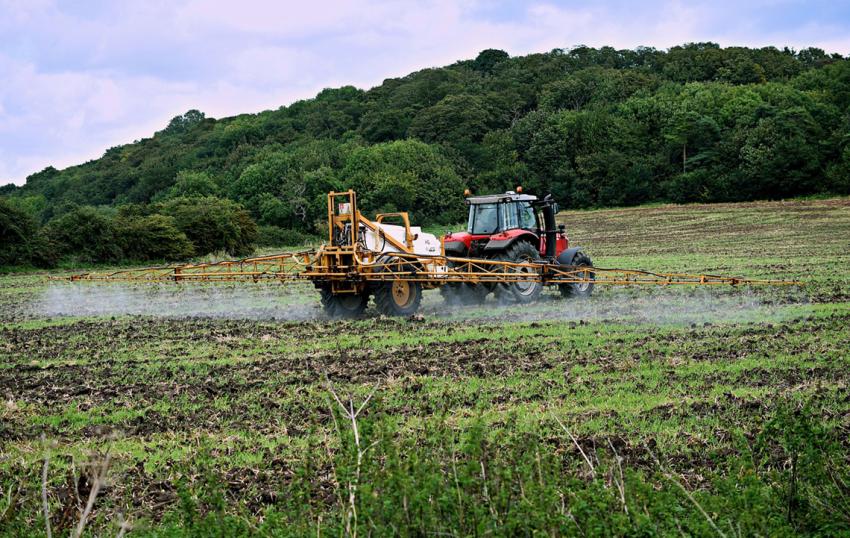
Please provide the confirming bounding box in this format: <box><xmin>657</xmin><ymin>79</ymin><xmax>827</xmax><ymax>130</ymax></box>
<box><xmin>468</xmin><ymin>201</ymin><xmax>538</xmax><ymax>234</ymax></box>
<box><xmin>467</xmin><ymin>203</ymin><xmax>499</xmax><ymax>234</ymax></box>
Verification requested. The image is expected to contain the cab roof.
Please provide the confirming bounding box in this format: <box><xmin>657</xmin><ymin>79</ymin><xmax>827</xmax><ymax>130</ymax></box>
<box><xmin>465</xmin><ymin>191</ymin><xmax>538</xmax><ymax>204</ymax></box>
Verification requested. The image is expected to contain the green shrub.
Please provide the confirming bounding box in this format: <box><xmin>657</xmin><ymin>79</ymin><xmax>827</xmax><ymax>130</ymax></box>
<box><xmin>0</xmin><ymin>198</ymin><xmax>37</xmax><ymax>266</ymax></box>
<box><xmin>825</xmin><ymin>145</ymin><xmax>850</xmax><ymax>194</ymax></box>
<box><xmin>342</xmin><ymin>140</ymin><xmax>466</xmax><ymax>224</ymax></box>
<box><xmin>42</xmin><ymin>206</ymin><xmax>122</xmax><ymax>263</ymax></box>
<box><xmin>256</xmin><ymin>225</ymin><xmax>316</xmax><ymax>247</ymax></box>
<box><xmin>25</xmin><ymin>230</ymin><xmax>60</xmax><ymax>268</ymax></box>
<box><xmin>109</xmin><ymin>410</ymin><xmax>850</xmax><ymax>537</ymax></box>
<box><xmin>158</xmin><ymin>170</ymin><xmax>221</xmax><ymax>200</ymax></box>
<box><xmin>115</xmin><ymin>214</ymin><xmax>195</xmax><ymax>261</ymax></box>
<box><xmin>156</xmin><ymin>196</ymin><xmax>258</xmax><ymax>257</ymax></box>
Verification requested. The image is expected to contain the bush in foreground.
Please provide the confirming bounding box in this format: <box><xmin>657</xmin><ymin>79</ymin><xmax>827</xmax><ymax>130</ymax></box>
<box><xmin>3</xmin><ymin>399</ymin><xmax>846</xmax><ymax>536</ymax></box>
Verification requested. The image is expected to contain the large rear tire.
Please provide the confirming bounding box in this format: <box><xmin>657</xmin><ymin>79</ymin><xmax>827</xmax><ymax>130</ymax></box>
<box><xmin>374</xmin><ymin>257</ymin><xmax>423</xmax><ymax>316</ymax></box>
<box><xmin>495</xmin><ymin>241</ymin><xmax>543</xmax><ymax>304</ymax></box>
<box><xmin>320</xmin><ymin>288</ymin><xmax>369</xmax><ymax>318</ymax></box>
<box><xmin>559</xmin><ymin>252</ymin><xmax>594</xmax><ymax>299</ymax></box>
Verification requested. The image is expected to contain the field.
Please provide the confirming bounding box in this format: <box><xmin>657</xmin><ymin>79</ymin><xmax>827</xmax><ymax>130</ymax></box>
<box><xmin>1</xmin><ymin>198</ymin><xmax>849</xmax><ymax>536</ymax></box>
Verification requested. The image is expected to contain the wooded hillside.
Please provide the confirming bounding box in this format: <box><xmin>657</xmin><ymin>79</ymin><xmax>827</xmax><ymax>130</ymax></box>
<box><xmin>2</xmin><ymin>43</ymin><xmax>849</xmax><ymax>265</ymax></box>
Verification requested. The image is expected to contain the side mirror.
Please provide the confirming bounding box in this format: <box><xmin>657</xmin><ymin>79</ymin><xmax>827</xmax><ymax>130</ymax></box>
<box><xmin>558</xmin><ymin>224</ymin><xmax>566</xmax><ymax>233</ymax></box>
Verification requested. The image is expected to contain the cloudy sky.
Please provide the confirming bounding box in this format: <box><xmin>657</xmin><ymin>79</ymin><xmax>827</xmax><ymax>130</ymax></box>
<box><xmin>1</xmin><ymin>0</ymin><xmax>848</xmax><ymax>186</ymax></box>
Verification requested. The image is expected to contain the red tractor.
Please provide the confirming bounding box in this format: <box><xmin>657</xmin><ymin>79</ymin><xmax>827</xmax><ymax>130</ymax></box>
<box><xmin>442</xmin><ymin>189</ymin><xmax>594</xmax><ymax>304</ymax></box>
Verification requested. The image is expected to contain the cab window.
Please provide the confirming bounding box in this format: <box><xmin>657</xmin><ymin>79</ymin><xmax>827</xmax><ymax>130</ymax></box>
<box><xmin>519</xmin><ymin>202</ymin><xmax>536</xmax><ymax>230</ymax></box>
<box><xmin>468</xmin><ymin>203</ymin><xmax>499</xmax><ymax>234</ymax></box>
<box><xmin>500</xmin><ymin>202</ymin><xmax>519</xmax><ymax>230</ymax></box>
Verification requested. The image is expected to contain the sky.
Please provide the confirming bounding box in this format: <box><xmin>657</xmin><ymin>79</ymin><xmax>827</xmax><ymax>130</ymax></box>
<box><xmin>1</xmin><ymin>0</ymin><xmax>849</xmax><ymax>186</ymax></box>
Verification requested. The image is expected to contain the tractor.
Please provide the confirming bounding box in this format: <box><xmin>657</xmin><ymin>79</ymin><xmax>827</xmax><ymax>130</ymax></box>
<box><xmin>442</xmin><ymin>189</ymin><xmax>594</xmax><ymax>304</ymax></box>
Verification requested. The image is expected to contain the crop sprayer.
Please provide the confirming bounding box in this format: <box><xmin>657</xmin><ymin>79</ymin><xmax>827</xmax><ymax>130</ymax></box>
<box><xmin>57</xmin><ymin>190</ymin><xmax>801</xmax><ymax>317</ymax></box>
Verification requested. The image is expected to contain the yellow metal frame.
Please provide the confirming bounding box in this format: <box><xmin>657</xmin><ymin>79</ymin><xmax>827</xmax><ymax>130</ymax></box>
<box><xmin>374</xmin><ymin>212</ymin><xmax>415</xmax><ymax>249</ymax></box>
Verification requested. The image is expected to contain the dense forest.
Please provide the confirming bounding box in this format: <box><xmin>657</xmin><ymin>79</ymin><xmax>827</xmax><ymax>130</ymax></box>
<box><xmin>2</xmin><ymin>43</ymin><xmax>849</xmax><ymax>267</ymax></box>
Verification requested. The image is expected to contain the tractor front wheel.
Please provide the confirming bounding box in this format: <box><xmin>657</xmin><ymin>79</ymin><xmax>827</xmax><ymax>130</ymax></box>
<box><xmin>320</xmin><ymin>288</ymin><xmax>369</xmax><ymax>318</ymax></box>
<box><xmin>559</xmin><ymin>252</ymin><xmax>594</xmax><ymax>299</ymax></box>
<box><xmin>495</xmin><ymin>241</ymin><xmax>543</xmax><ymax>304</ymax></box>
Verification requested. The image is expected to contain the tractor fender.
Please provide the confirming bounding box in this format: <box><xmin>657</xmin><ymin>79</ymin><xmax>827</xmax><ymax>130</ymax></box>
<box><xmin>443</xmin><ymin>240</ymin><xmax>468</xmax><ymax>256</ymax></box>
<box><xmin>556</xmin><ymin>247</ymin><xmax>586</xmax><ymax>266</ymax></box>
<box><xmin>483</xmin><ymin>231</ymin><xmax>538</xmax><ymax>253</ymax></box>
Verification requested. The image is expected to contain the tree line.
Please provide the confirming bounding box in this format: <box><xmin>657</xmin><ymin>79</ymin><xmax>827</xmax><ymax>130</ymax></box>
<box><xmin>2</xmin><ymin>43</ymin><xmax>849</xmax><ymax>267</ymax></box>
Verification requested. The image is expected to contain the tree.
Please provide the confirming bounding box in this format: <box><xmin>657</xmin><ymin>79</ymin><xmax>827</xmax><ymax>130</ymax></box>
<box><xmin>162</xmin><ymin>170</ymin><xmax>220</xmax><ymax>199</ymax></box>
<box><xmin>473</xmin><ymin>49</ymin><xmax>509</xmax><ymax>74</ymax></box>
<box><xmin>161</xmin><ymin>110</ymin><xmax>207</xmax><ymax>136</ymax></box>
<box><xmin>539</xmin><ymin>68</ymin><xmax>658</xmax><ymax>111</ymax></box>
<box><xmin>156</xmin><ymin>196</ymin><xmax>258</xmax><ymax>256</ymax></box>
<box><xmin>571</xmin><ymin>149</ymin><xmax>654</xmax><ymax>207</ymax></box>
<box><xmin>662</xmin><ymin>42</ymin><xmax>724</xmax><ymax>82</ymax></box>
<box><xmin>825</xmin><ymin>145</ymin><xmax>850</xmax><ymax>193</ymax></box>
<box><xmin>2</xmin><ymin>41</ymin><xmax>845</xmax><ymax>245</ymax></box>
<box><xmin>0</xmin><ymin>198</ymin><xmax>37</xmax><ymax>265</ymax></box>
<box><xmin>359</xmin><ymin>107</ymin><xmax>410</xmax><ymax>143</ymax></box>
<box><xmin>114</xmin><ymin>214</ymin><xmax>195</xmax><ymax>261</ymax></box>
<box><xmin>717</xmin><ymin>51</ymin><xmax>766</xmax><ymax>84</ymax></box>
<box><xmin>793</xmin><ymin>60</ymin><xmax>850</xmax><ymax>112</ymax></box>
<box><xmin>43</xmin><ymin>207</ymin><xmax>122</xmax><ymax>263</ymax></box>
<box><xmin>231</xmin><ymin>143</ymin><xmax>344</xmax><ymax>230</ymax></box>
<box><xmin>231</xmin><ymin>151</ymin><xmax>296</xmax><ymax>215</ymax></box>
<box><xmin>738</xmin><ymin>109</ymin><xmax>822</xmax><ymax>199</ymax></box>
<box><xmin>409</xmin><ymin>94</ymin><xmax>494</xmax><ymax>145</ymax></box>
<box><xmin>341</xmin><ymin>140</ymin><xmax>466</xmax><ymax>224</ymax></box>
<box><xmin>796</xmin><ymin>47</ymin><xmax>832</xmax><ymax>69</ymax></box>
<box><xmin>663</xmin><ymin>111</ymin><xmax>721</xmax><ymax>174</ymax></box>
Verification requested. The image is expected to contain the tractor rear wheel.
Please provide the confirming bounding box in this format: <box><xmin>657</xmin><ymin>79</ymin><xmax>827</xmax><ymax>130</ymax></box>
<box><xmin>374</xmin><ymin>257</ymin><xmax>423</xmax><ymax>316</ymax></box>
<box><xmin>320</xmin><ymin>288</ymin><xmax>369</xmax><ymax>318</ymax></box>
<box><xmin>495</xmin><ymin>241</ymin><xmax>543</xmax><ymax>304</ymax></box>
<box><xmin>559</xmin><ymin>252</ymin><xmax>594</xmax><ymax>298</ymax></box>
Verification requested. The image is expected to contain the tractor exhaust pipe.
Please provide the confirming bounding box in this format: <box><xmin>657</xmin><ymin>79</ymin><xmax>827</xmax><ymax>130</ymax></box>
<box><xmin>540</xmin><ymin>195</ymin><xmax>558</xmax><ymax>259</ymax></box>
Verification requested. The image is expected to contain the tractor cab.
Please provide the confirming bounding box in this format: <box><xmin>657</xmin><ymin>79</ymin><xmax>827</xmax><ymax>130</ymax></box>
<box><xmin>466</xmin><ymin>192</ymin><xmax>540</xmax><ymax>236</ymax></box>
<box><xmin>444</xmin><ymin>190</ymin><xmax>568</xmax><ymax>260</ymax></box>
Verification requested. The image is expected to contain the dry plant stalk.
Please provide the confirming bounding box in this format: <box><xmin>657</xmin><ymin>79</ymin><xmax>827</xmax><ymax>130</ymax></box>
<box><xmin>645</xmin><ymin>444</ymin><xmax>727</xmax><ymax>538</ymax></box>
<box><xmin>116</xmin><ymin>512</ymin><xmax>132</xmax><ymax>538</ymax></box>
<box><xmin>607</xmin><ymin>438</ymin><xmax>628</xmax><ymax>514</ymax></box>
<box><xmin>72</xmin><ymin>452</ymin><xmax>112</xmax><ymax>538</ymax></box>
<box><xmin>324</xmin><ymin>376</ymin><xmax>380</xmax><ymax>538</ymax></box>
<box><xmin>42</xmin><ymin>450</ymin><xmax>52</xmax><ymax>538</ymax></box>
<box><xmin>552</xmin><ymin>414</ymin><xmax>596</xmax><ymax>478</ymax></box>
